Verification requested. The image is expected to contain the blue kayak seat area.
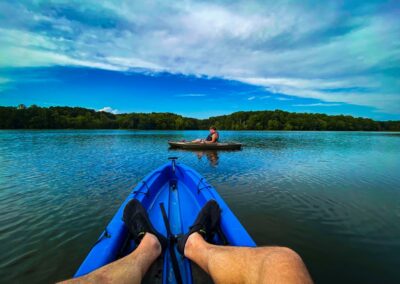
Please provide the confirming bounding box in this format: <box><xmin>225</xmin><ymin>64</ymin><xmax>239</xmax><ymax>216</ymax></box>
<box><xmin>75</xmin><ymin>162</ymin><xmax>255</xmax><ymax>284</ymax></box>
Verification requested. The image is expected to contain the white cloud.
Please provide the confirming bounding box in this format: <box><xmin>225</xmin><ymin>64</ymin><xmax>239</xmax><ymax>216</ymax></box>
<box><xmin>275</xmin><ymin>96</ymin><xmax>293</xmax><ymax>101</ymax></box>
<box><xmin>175</xmin><ymin>93</ymin><xmax>207</xmax><ymax>97</ymax></box>
<box><xmin>0</xmin><ymin>1</ymin><xmax>399</xmax><ymax>113</ymax></box>
<box><xmin>240</xmin><ymin>76</ymin><xmax>400</xmax><ymax>113</ymax></box>
<box><xmin>0</xmin><ymin>77</ymin><xmax>13</xmax><ymax>92</ymax></box>
<box><xmin>98</xmin><ymin>106</ymin><xmax>119</xmax><ymax>114</ymax></box>
<box><xmin>0</xmin><ymin>77</ymin><xmax>11</xmax><ymax>84</ymax></box>
<box><xmin>293</xmin><ymin>103</ymin><xmax>341</xmax><ymax>107</ymax></box>
<box><xmin>238</xmin><ymin>77</ymin><xmax>377</xmax><ymax>90</ymax></box>
<box><xmin>247</xmin><ymin>96</ymin><xmax>256</xmax><ymax>100</ymax></box>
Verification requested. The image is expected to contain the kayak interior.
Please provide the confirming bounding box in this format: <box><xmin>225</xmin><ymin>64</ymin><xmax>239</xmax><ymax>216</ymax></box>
<box><xmin>75</xmin><ymin>161</ymin><xmax>255</xmax><ymax>283</ymax></box>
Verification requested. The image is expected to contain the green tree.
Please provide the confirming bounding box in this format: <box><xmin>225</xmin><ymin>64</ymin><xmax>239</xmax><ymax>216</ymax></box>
<box><xmin>268</xmin><ymin>119</ymin><xmax>280</xmax><ymax>130</ymax></box>
<box><xmin>0</xmin><ymin>106</ymin><xmax>399</xmax><ymax>131</ymax></box>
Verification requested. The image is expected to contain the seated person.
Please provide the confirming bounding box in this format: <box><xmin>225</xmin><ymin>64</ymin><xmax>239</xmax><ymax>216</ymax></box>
<box><xmin>192</xmin><ymin>126</ymin><xmax>219</xmax><ymax>143</ymax></box>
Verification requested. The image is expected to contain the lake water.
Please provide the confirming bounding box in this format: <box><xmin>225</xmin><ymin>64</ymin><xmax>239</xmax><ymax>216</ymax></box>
<box><xmin>0</xmin><ymin>130</ymin><xmax>399</xmax><ymax>283</ymax></box>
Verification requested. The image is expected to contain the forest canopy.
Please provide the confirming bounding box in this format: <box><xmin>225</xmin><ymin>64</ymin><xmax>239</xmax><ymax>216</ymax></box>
<box><xmin>0</xmin><ymin>105</ymin><xmax>399</xmax><ymax>131</ymax></box>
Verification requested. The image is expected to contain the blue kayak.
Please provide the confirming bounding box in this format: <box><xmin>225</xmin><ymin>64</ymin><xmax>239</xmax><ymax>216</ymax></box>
<box><xmin>74</xmin><ymin>158</ymin><xmax>256</xmax><ymax>283</ymax></box>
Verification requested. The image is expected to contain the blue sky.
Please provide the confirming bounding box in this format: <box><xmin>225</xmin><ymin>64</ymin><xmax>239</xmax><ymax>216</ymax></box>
<box><xmin>0</xmin><ymin>1</ymin><xmax>399</xmax><ymax>120</ymax></box>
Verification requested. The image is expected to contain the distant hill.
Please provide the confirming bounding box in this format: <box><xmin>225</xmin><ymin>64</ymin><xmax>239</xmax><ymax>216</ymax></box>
<box><xmin>1</xmin><ymin>105</ymin><xmax>399</xmax><ymax>131</ymax></box>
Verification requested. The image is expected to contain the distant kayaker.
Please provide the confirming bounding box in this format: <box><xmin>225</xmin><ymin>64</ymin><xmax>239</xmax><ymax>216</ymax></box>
<box><xmin>60</xmin><ymin>200</ymin><xmax>313</xmax><ymax>284</ymax></box>
<box><xmin>192</xmin><ymin>126</ymin><xmax>219</xmax><ymax>143</ymax></box>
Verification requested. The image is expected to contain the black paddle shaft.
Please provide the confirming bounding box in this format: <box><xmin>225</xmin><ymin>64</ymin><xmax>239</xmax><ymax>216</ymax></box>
<box><xmin>159</xmin><ymin>202</ymin><xmax>183</xmax><ymax>284</ymax></box>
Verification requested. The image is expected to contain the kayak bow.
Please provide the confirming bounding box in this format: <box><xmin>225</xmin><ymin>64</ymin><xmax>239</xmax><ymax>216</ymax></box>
<box><xmin>74</xmin><ymin>158</ymin><xmax>255</xmax><ymax>283</ymax></box>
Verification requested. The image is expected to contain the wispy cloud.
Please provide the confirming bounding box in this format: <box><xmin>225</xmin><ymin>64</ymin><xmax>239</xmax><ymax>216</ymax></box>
<box><xmin>293</xmin><ymin>103</ymin><xmax>341</xmax><ymax>107</ymax></box>
<box><xmin>98</xmin><ymin>106</ymin><xmax>119</xmax><ymax>114</ymax></box>
<box><xmin>0</xmin><ymin>77</ymin><xmax>13</xmax><ymax>92</ymax></box>
<box><xmin>0</xmin><ymin>1</ymin><xmax>399</xmax><ymax>113</ymax></box>
<box><xmin>0</xmin><ymin>77</ymin><xmax>12</xmax><ymax>85</ymax></box>
<box><xmin>275</xmin><ymin>96</ymin><xmax>293</xmax><ymax>101</ymax></box>
<box><xmin>247</xmin><ymin>96</ymin><xmax>256</xmax><ymax>101</ymax></box>
<box><xmin>175</xmin><ymin>93</ymin><xmax>207</xmax><ymax>97</ymax></box>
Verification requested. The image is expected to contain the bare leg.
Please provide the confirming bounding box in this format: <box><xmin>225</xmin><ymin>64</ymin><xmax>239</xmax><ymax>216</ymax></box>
<box><xmin>59</xmin><ymin>233</ymin><xmax>161</xmax><ymax>284</ymax></box>
<box><xmin>192</xmin><ymin>139</ymin><xmax>203</xmax><ymax>142</ymax></box>
<box><xmin>185</xmin><ymin>233</ymin><xmax>313</xmax><ymax>284</ymax></box>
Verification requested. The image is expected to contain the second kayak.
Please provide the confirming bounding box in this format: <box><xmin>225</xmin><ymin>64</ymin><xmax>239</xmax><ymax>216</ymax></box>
<box><xmin>168</xmin><ymin>141</ymin><xmax>242</xmax><ymax>150</ymax></box>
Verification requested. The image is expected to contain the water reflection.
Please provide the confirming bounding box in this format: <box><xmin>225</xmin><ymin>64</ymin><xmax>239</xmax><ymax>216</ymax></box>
<box><xmin>169</xmin><ymin>148</ymin><xmax>219</xmax><ymax>167</ymax></box>
<box><xmin>195</xmin><ymin>150</ymin><xmax>219</xmax><ymax>167</ymax></box>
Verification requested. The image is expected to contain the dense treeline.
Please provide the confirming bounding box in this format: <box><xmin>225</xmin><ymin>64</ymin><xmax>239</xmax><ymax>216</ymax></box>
<box><xmin>203</xmin><ymin>110</ymin><xmax>400</xmax><ymax>131</ymax></box>
<box><xmin>0</xmin><ymin>105</ymin><xmax>399</xmax><ymax>131</ymax></box>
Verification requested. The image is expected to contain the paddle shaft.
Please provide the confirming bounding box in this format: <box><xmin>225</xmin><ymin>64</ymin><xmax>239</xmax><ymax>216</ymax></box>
<box><xmin>159</xmin><ymin>202</ymin><xmax>183</xmax><ymax>284</ymax></box>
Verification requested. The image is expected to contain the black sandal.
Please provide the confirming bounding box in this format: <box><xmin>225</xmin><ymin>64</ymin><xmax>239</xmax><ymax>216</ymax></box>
<box><xmin>123</xmin><ymin>199</ymin><xmax>167</xmax><ymax>251</ymax></box>
<box><xmin>177</xmin><ymin>200</ymin><xmax>221</xmax><ymax>255</ymax></box>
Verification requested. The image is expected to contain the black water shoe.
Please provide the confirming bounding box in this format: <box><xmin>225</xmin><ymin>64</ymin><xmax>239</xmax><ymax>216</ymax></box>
<box><xmin>177</xmin><ymin>199</ymin><xmax>221</xmax><ymax>255</ymax></box>
<box><xmin>123</xmin><ymin>199</ymin><xmax>167</xmax><ymax>251</ymax></box>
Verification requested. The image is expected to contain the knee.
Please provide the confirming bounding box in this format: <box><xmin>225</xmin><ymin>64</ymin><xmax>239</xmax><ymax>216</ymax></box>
<box><xmin>261</xmin><ymin>246</ymin><xmax>305</xmax><ymax>267</ymax></box>
<box><xmin>257</xmin><ymin>247</ymin><xmax>312</xmax><ymax>283</ymax></box>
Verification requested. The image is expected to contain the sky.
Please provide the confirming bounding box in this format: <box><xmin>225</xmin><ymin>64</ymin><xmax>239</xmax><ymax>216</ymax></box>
<box><xmin>0</xmin><ymin>1</ymin><xmax>399</xmax><ymax>120</ymax></box>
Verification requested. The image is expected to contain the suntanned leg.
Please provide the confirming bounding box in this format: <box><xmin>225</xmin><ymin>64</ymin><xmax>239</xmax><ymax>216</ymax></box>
<box><xmin>59</xmin><ymin>233</ymin><xmax>161</xmax><ymax>284</ymax></box>
<box><xmin>185</xmin><ymin>232</ymin><xmax>313</xmax><ymax>284</ymax></box>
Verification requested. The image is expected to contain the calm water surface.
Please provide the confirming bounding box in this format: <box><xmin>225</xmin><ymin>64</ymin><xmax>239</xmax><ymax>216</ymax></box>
<box><xmin>0</xmin><ymin>130</ymin><xmax>399</xmax><ymax>283</ymax></box>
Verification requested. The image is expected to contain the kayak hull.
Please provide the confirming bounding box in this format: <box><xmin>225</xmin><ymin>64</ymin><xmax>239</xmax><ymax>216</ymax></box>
<box><xmin>74</xmin><ymin>162</ymin><xmax>255</xmax><ymax>283</ymax></box>
<box><xmin>168</xmin><ymin>141</ymin><xmax>242</xmax><ymax>150</ymax></box>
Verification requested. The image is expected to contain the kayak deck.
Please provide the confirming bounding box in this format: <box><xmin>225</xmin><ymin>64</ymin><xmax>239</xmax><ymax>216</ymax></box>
<box><xmin>168</xmin><ymin>141</ymin><xmax>242</xmax><ymax>150</ymax></box>
<box><xmin>75</xmin><ymin>161</ymin><xmax>255</xmax><ymax>283</ymax></box>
